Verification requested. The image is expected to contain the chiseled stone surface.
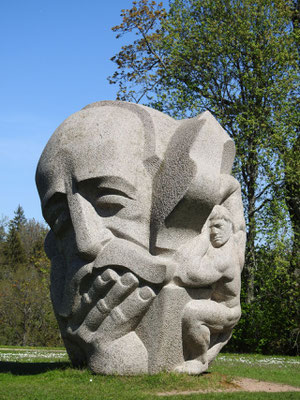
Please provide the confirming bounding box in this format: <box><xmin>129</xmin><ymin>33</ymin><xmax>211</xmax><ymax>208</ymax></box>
<box><xmin>36</xmin><ymin>100</ymin><xmax>246</xmax><ymax>375</ymax></box>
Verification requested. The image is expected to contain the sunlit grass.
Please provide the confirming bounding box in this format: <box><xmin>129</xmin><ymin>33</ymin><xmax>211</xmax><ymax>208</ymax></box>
<box><xmin>211</xmin><ymin>353</ymin><xmax>300</xmax><ymax>387</ymax></box>
<box><xmin>0</xmin><ymin>348</ymin><xmax>68</xmax><ymax>363</ymax></box>
<box><xmin>0</xmin><ymin>349</ymin><xmax>299</xmax><ymax>400</ymax></box>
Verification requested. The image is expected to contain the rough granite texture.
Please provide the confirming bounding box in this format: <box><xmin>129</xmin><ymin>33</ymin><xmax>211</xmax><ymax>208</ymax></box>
<box><xmin>36</xmin><ymin>100</ymin><xmax>246</xmax><ymax>375</ymax></box>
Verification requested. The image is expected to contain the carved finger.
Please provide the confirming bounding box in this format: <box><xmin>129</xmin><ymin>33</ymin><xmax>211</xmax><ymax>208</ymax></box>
<box><xmin>70</xmin><ymin>268</ymin><xmax>119</xmax><ymax>327</ymax></box>
<box><xmin>84</xmin><ymin>272</ymin><xmax>139</xmax><ymax>331</ymax></box>
<box><xmin>83</xmin><ymin>268</ymin><xmax>119</xmax><ymax>306</ymax></box>
<box><xmin>97</xmin><ymin>286</ymin><xmax>155</xmax><ymax>343</ymax></box>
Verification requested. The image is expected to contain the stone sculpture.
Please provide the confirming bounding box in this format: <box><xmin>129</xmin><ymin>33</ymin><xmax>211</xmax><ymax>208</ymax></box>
<box><xmin>36</xmin><ymin>100</ymin><xmax>246</xmax><ymax>375</ymax></box>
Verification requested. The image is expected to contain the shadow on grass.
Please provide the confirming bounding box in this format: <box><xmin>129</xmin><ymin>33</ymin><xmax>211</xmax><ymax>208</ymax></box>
<box><xmin>0</xmin><ymin>361</ymin><xmax>71</xmax><ymax>375</ymax></box>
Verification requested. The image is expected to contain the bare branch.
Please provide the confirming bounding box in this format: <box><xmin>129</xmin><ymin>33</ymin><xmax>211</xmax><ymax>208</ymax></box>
<box><xmin>249</xmin><ymin>197</ymin><xmax>273</xmax><ymax>217</ymax></box>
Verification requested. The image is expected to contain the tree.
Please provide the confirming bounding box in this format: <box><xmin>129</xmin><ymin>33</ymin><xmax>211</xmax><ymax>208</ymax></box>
<box><xmin>3</xmin><ymin>226</ymin><xmax>26</xmax><ymax>269</ymax></box>
<box><xmin>109</xmin><ymin>0</ymin><xmax>299</xmax><ymax>303</ymax></box>
<box><xmin>0</xmin><ymin>216</ymin><xmax>8</xmax><ymax>243</ymax></box>
<box><xmin>20</xmin><ymin>218</ymin><xmax>48</xmax><ymax>259</ymax></box>
<box><xmin>11</xmin><ymin>205</ymin><xmax>26</xmax><ymax>232</ymax></box>
<box><xmin>0</xmin><ymin>264</ymin><xmax>60</xmax><ymax>346</ymax></box>
<box><xmin>0</xmin><ymin>216</ymin><xmax>8</xmax><ymax>271</ymax></box>
<box><xmin>2</xmin><ymin>206</ymin><xmax>27</xmax><ymax>270</ymax></box>
<box><xmin>0</xmin><ymin>208</ymin><xmax>60</xmax><ymax>347</ymax></box>
<box><xmin>1</xmin><ymin>208</ymin><xmax>48</xmax><ymax>271</ymax></box>
<box><xmin>227</xmin><ymin>241</ymin><xmax>300</xmax><ymax>355</ymax></box>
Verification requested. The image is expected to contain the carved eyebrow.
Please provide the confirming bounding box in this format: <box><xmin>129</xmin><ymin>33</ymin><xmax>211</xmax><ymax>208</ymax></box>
<box><xmin>78</xmin><ymin>176</ymin><xmax>136</xmax><ymax>199</ymax></box>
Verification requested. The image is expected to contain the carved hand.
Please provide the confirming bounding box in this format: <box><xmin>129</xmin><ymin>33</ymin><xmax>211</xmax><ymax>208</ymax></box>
<box><xmin>66</xmin><ymin>268</ymin><xmax>155</xmax><ymax>373</ymax></box>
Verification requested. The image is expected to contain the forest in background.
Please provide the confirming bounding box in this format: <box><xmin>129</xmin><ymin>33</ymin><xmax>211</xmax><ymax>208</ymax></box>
<box><xmin>0</xmin><ymin>206</ymin><xmax>61</xmax><ymax>347</ymax></box>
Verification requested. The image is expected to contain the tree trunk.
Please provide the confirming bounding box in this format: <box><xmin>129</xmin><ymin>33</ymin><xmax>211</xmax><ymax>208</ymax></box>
<box><xmin>284</xmin><ymin>136</ymin><xmax>300</xmax><ymax>271</ymax></box>
<box><xmin>244</xmin><ymin>143</ymin><xmax>259</xmax><ymax>304</ymax></box>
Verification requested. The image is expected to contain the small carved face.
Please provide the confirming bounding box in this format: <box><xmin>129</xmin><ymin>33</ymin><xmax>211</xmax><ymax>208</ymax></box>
<box><xmin>209</xmin><ymin>218</ymin><xmax>232</xmax><ymax>248</ymax></box>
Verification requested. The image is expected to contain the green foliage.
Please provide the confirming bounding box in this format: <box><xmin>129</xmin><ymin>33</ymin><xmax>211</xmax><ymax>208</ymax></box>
<box><xmin>228</xmin><ymin>241</ymin><xmax>299</xmax><ymax>355</ymax></box>
<box><xmin>0</xmin><ymin>206</ymin><xmax>61</xmax><ymax>347</ymax></box>
<box><xmin>0</xmin><ymin>216</ymin><xmax>8</xmax><ymax>243</ymax></box>
<box><xmin>110</xmin><ymin>0</ymin><xmax>167</xmax><ymax>103</ymax></box>
<box><xmin>3</xmin><ymin>225</ymin><xmax>27</xmax><ymax>269</ymax></box>
<box><xmin>0</xmin><ymin>265</ymin><xmax>58</xmax><ymax>346</ymax></box>
<box><xmin>2</xmin><ymin>205</ymin><xmax>28</xmax><ymax>270</ymax></box>
<box><xmin>10</xmin><ymin>205</ymin><xmax>26</xmax><ymax>231</ymax></box>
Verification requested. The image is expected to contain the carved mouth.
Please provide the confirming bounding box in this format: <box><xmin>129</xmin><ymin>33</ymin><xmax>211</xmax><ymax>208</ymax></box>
<box><xmin>213</xmin><ymin>236</ymin><xmax>222</xmax><ymax>241</ymax></box>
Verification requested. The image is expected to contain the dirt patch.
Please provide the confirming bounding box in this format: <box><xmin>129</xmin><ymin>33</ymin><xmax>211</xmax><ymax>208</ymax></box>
<box><xmin>233</xmin><ymin>377</ymin><xmax>300</xmax><ymax>392</ymax></box>
<box><xmin>156</xmin><ymin>377</ymin><xmax>300</xmax><ymax>396</ymax></box>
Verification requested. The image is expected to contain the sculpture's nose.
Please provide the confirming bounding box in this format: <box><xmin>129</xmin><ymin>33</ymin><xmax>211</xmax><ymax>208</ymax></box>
<box><xmin>68</xmin><ymin>192</ymin><xmax>112</xmax><ymax>261</ymax></box>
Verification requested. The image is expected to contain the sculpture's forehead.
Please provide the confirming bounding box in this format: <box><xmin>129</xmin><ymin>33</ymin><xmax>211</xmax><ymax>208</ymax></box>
<box><xmin>36</xmin><ymin>107</ymin><xmax>146</xmax><ymax>206</ymax></box>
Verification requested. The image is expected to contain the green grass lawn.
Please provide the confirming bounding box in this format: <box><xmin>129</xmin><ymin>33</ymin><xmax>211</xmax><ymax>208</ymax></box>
<box><xmin>0</xmin><ymin>348</ymin><xmax>299</xmax><ymax>400</ymax></box>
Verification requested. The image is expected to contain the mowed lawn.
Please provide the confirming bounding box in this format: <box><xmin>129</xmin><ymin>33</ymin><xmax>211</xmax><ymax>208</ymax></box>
<box><xmin>0</xmin><ymin>348</ymin><xmax>299</xmax><ymax>400</ymax></box>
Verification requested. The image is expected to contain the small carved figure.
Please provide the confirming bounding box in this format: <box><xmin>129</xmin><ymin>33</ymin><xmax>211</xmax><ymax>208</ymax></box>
<box><xmin>174</xmin><ymin>205</ymin><xmax>244</xmax><ymax>374</ymax></box>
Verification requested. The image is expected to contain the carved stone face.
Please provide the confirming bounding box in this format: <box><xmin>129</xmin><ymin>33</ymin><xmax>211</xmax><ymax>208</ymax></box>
<box><xmin>36</xmin><ymin>102</ymin><xmax>176</xmax><ymax>372</ymax></box>
<box><xmin>36</xmin><ymin>101</ymin><xmax>245</xmax><ymax>375</ymax></box>
<box><xmin>209</xmin><ymin>218</ymin><xmax>232</xmax><ymax>248</ymax></box>
<box><xmin>38</xmin><ymin>105</ymin><xmax>153</xmax><ymax>252</ymax></box>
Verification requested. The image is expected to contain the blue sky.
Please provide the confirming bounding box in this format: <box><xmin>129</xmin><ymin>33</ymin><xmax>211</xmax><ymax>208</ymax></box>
<box><xmin>0</xmin><ymin>0</ymin><xmax>137</xmax><ymax>223</ymax></box>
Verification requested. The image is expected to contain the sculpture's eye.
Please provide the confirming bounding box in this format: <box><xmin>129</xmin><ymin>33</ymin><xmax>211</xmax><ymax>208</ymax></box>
<box><xmin>210</xmin><ymin>220</ymin><xmax>225</xmax><ymax>230</ymax></box>
<box><xmin>77</xmin><ymin>177</ymin><xmax>136</xmax><ymax>218</ymax></box>
<box><xmin>94</xmin><ymin>187</ymin><xmax>133</xmax><ymax>217</ymax></box>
